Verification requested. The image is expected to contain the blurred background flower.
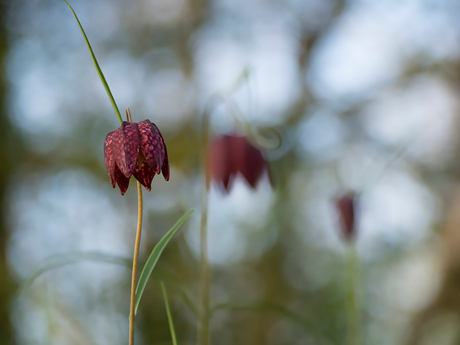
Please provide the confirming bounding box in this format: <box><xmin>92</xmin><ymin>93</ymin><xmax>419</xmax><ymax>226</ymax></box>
<box><xmin>1</xmin><ymin>0</ymin><xmax>460</xmax><ymax>344</ymax></box>
<box><xmin>207</xmin><ymin>134</ymin><xmax>267</xmax><ymax>192</ymax></box>
<box><xmin>335</xmin><ymin>192</ymin><xmax>356</xmax><ymax>241</ymax></box>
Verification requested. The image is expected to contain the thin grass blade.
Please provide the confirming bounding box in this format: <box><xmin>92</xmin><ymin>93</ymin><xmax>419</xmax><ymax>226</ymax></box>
<box><xmin>135</xmin><ymin>210</ymin><xmax>194</xmax><ymax>315</ymax></box>
<box><xmin>62</xmin><ymin>0</ymin><xmax>122</xmax><ymax>124</ymax></box>
<box><xmin>158</xmin><ymin>271</ymin><xmax>199</xmax><ymax>318</ymax></box>
<box><xmin>21</xmin><ymin>251</ymin><xmax>199</xmax><ymax>318</ymax></box>
<box><xmin>161</xmin><ymin>281</ymin><xmax>178</xmax><ymax>345</ymax></box>
<box><xmin>212</xmin><ymin>301</ymin><xmax>337</xmax><ymax>344</ymax></box>
<box><xmin>21</xmin><ymin>252</ymin><xmax>131</xmax><ymax>292</ymax></box>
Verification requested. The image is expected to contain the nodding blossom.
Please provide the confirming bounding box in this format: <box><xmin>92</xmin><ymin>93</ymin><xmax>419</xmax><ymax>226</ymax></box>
<box><xmin>208</xmin><ymin>134</ymin><xmax>267</xmax><ymax>192</ymax></box>
<box><xmin>104</xmin><ymin>120</ymin><xmax>169</xmax><ymax>195</ymax></box>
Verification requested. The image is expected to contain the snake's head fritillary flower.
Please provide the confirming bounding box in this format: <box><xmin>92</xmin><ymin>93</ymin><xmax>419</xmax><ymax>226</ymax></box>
<box><xmin>104</xmin><ymin>120</ymin><xmax>169</xmax><ymax>195</ymax></box>
<box><xmin>208</xmin><ymin>134</ymin><xmax>267</xmax><ymax>192</ymax></box>
<box><xmin>335</xmin><ymin>192</ymin><xmax>356</xmax><ymax>241</ymax></box>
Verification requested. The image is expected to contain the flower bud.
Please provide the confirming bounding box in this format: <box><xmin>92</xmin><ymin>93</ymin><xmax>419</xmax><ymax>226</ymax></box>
<box><xmin>335</xmin><ymin>192</ymin><xmax>356</xmax><ymax>241</ymax></box>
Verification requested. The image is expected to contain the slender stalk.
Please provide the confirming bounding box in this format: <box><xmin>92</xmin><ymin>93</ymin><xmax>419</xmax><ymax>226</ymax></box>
<box><xmin>126</xmin><ymin>108</ymin><xmax>143</xmax><ymax>345</ymax></box>
<box><xmin>161</xmin><ymin>281</ymin><xmax>178</xmax><ymax>345</ymax></box>
<box><xmin>198</xmin><ymin>106</ymin><xmax>211</xmax><ymax>345</ymax></box>
<box><xmin>129</xmin><ymin>182</ymin><xmax>143</xmax><ymax>345</ymax></box>
<box><xmin>345</xmin><ymin>243</ymin><xmax>362</xmax><ymax>345</ymax></box>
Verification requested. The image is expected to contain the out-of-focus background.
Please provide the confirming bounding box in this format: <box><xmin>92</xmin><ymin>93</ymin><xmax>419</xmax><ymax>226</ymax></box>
<box><xmin>1</xmin><ymin>0</ymin><xmax>460</xmax><ymax>344</ymax></box>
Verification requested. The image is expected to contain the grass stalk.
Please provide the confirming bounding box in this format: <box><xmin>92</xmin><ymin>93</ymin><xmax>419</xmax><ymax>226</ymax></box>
<box><xmin>161</xmin><ymin>281</ymin><xmax>178</xmax><ymax>345</ymax></box>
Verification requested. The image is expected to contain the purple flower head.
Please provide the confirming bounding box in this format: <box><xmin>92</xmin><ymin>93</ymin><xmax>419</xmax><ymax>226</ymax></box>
<box><xmin>104</xmin><ymin>120</ymin><xmax>169</xmax><ymax>195</ymax></box>
<box><xmin>208</xmin><ymin>134</ymin><xmax>267</xmax><ymax>192</ymax></box>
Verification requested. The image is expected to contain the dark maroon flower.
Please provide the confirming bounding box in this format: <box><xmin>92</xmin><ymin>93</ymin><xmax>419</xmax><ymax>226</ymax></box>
<box><xmin>335</xmin><ymin>192</ymin><xmax>357</xmax><ymax>241</ymax></box>
<box><xmin>207</xmin><ymin>134</ymin><xmax>267</xmax><ymax>192</ymax></box>
<box><xmin>104</xmin><ymin>120</ymin><xmax>169</xmax><ymax>195</ymax></box>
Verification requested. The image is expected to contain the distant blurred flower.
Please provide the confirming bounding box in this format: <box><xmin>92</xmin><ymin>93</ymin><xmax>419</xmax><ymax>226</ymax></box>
<box><xmin>104</xmin><ymin>120</ymin><xmax>169</xmax><ymax>195</ymax></box>
<box><xmin>208</xmin><ymin>134</ymin><xmax>267</xmax><ymax>192</ymax></box>
<box><xmin>335</xmin><ymin>192</ymin><xmax>356</xmax><ymax>241</ymax></box>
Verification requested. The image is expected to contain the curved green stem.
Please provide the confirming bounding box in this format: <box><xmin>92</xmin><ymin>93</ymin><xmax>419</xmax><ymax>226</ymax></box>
<box><xmin>62</xmin><ymin>0</ymin><xmax>122</xmax><ymax>124</ymax></box>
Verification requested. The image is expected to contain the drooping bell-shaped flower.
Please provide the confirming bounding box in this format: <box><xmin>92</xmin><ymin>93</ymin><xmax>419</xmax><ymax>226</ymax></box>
<box><xmin>104</xmin><ymin>120</ymin><xmax>169</xmax><ymax>195</ymax></box>
<box><xmin>208</xmin><ymin>134</ymin><xmax>267</xmax><ymax>192</ymax></box>
<box><xmin>335</xmin><ymin>192</ymin><xmax>357</xmax><ymax>241</ymax></box>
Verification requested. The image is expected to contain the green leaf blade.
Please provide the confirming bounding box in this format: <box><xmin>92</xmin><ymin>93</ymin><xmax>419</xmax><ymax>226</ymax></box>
<box><xmin>62</xmin><ymin>0</ymin><xmax>122</xmax><ymax>124</ymax></box>
<box><xmin>135</xmin><ymin>210</ymin><xmax>194</xmax><ymax>315</ymax></box>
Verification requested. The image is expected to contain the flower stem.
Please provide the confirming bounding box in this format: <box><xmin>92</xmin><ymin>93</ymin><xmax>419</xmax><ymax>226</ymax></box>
<box><xmin>129</xmin><ymin>181</ymin><xmax>143</xmax><ymax>345</ymax></box>
<box><xmin>126</xmin><ymin>107</ymin><xmax>142</xmax><ymax>345</ymax></box>
<box><xmin>198</xmin><ymin>106</ymin><xmax>211</xmax><ymax>345</ymax></box>
<box><xmin>198</xmin><ymin>194</ymin><xmax>210</xmax><ymax>345</ymax></box>
<box><xmin>345</xmin><ymin>243</ymin><xmax>362</xmax><ymax>345</ymax></box>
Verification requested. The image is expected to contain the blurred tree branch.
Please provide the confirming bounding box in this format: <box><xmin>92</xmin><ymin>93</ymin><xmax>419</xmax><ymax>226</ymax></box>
<box><xmin>0</xmin><ymin>0</ymin><xmax>18</xmax><ymax>343</ymax></box>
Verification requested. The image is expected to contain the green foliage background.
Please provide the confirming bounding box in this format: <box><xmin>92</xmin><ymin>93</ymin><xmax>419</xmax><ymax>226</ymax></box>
<box><xmin>1</xmin><ymin>0</ymin><xmax>460</xmax><ymax>344</ymax></box>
